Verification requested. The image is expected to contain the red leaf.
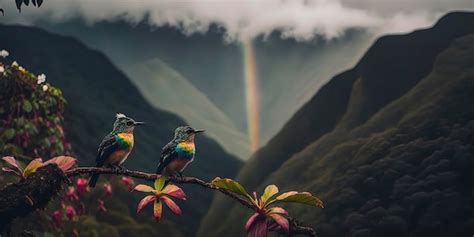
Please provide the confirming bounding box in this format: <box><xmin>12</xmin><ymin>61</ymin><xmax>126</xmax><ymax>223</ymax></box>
<box><xmin>44</xmin><ymin>156</ymin><xmax>76</xmax><ymax>171</ymax></box>
<box><xmin>137</xmin><ymin>195</ymin><xmax>155</xmax><ymax>214</ymax></box>
<box><xmin>269</xmin><ymin>213</ymin><xmax>289</xmax><ymax>232</ymax></box>
<box><xmin>247</xmin><ymin>217</ymin><xmax>267</xmax><ymax>237</ymax></box>
<box><xmin>163</xmin><ymin>184</ymin><xmax>186</xmax><ymax>200</ymax></box>
<box><xmin>245</xmin><ymin>213</ymin><xmax>260</xmax><ymax>231</ymax></box>
<box><xmin>160</xmin><ymin>196</ymin><xmax>182</xmax><ymax>216</ymax></box>
<box><xmin>2</xmin><ymin>156</ymin><xmax>22</xmax><ymax>171</ymax></box>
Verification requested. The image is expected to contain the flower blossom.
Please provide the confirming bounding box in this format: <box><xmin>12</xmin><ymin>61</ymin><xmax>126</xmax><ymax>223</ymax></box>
<box><xmin>0</xmin><ymin>50</ymin><xmax>9</xmax><ymax>58</ymax></box>
<box><xmin>37</xmin><ymin>73</ymin><xmax>46</xmax><ymax>84</ymax></box>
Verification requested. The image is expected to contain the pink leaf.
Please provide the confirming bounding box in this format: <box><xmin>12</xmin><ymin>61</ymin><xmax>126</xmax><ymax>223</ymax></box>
<box><xmin>2</xmin><ymin>156</ymin><xmax>22</xmax><ymax>171</ymax></box>
<box><xmin>245</xmin><ymin>213</ymin><xmax>260</xmax><ymax>231</ymax></box>
<box><xmin>163</xmin><ymin>184</ymin><xmax>186</xmax><ymax>200</ymax></box>
<box><xmin>269</xmin><ymin>214</ymin><xmax>289</xmax><ymax>232</ymax></box>
<box><xmin>2</xmin><ymin>167</ymin><xmax>22</xmax><ymax>178</ymax></box>
<box><xmin>247</xmin><ymin>217</ymin><xmax>267</xmax><ymax>237</ymax></box>
<box><xmin>160</xmin><ymin>196</ymin><xmax>182</xmax><ymax>216</ymax></box>
<box><xmin>137</xmin><ymin>195</ymin><xmax>155</xmax><ymax>214</ymax></box>
<box><xmin>267</xmin><ymin>207</ymin><xmax>288</xmax><ymax>215</ymax></box>
<box><xmin>44</xmin><ymin>156</ymin><xmax>77</xmax><ymax>171</ymax></box>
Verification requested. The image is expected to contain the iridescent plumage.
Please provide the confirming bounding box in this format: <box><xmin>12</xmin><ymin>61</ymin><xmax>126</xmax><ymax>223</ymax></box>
<box><xmin>156</xmin><ymin>126</ymin><xmax>204</xmax><ymax>176</ymax></box>
<box><xmin>88</xmin><ymin>113</ymin><xmax>144</xmax><ymax>187</ymax></box>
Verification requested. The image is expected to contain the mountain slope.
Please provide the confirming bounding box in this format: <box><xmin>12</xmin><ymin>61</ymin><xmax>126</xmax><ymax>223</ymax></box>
<box><xmin>124</xmin><ymin>58</ymin><xmax>250</xmax><ymax>159</ymax></box>
<box><xmin>39</xmin><ymin>20</ymin><xmax>374</xmax><ymax>146</ymax></box>
<box><xmin>0</xmin><ymin>24</ymin><xmax>242</xmax><ymax>236</ymax></box>
<box><xmin>199</xmin><ymin>11</ymin><xmax>474</xmax><ymax>237</ymax></box>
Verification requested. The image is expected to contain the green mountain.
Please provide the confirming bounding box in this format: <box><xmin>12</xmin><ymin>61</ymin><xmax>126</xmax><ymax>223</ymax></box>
<box><xmin>38</xmin><ymin>20</ymin><xmax>374</xmax><ymax>147</ymax></box>
<box><xmin>124</xmin><ymin>57</ymin><xmax>250</xmax><ymax>159</ymax></box>
<box><xmin>0</xmin><ymin>24</ymin><xmax>242</xmax><ymax>236</ymax></box>
<box><xmin>199</xmin><ymin>12</ymin><xmax>474</xmax><ymax>237</ymax></box>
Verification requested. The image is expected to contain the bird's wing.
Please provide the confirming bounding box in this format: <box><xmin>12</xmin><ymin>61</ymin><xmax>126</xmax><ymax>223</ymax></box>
<box><xmin>96</xmin><ymin>133</ymin><xmax>118</xmax><ymax>166</ymax></box>
<box><xmin>156</xmin><ymin>141</ymin><xmax>177</xmax><ymax>173</ymax></box>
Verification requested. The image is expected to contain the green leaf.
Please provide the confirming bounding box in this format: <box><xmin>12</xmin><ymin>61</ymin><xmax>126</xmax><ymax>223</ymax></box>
<box><xmin>23</xmin><ymin>158</ymin><xmax>44</xmax><ymax>177</ymax></box>
<box><xmin>268</xmin><ymin>191</ymin><xmax>324</xmax><ymax>208</ymax></box>
<box><xmin>211</xmin><ymin>177</ymin><xmax>251</xmax><ymax>199</ymax></box>
<box><xmin>133</xmin><ymin>184</ymin><xmax>154</xmax><ymax>193</ymax></box>
<box><xmin>261</xmin><ymin>184</ymin><xmax>279</xmax><ymax>204</ymax></box>
<box><xmin>154</xmin><ymin>176</ymin><xmax>166</xmax><ymax>191</ymax></box>
<box><xmin>22</xmin><ymin>100</ymin><xmax>32</xmax><ymax>113</ymax></box>
<box><xmin>4</xmin><ymin>128</ymin><xmax>16</xmax><ymax>139</ymax></box>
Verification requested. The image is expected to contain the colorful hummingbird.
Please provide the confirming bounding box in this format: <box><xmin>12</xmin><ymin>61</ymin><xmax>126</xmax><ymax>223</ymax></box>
<box><xmin>156</xmin><ymin>126</ymin><xmax>204</xmax><ymax>176</ymax></box>
<box><xmin>88</xmin><ymin>113</ymin><xmax>145</xmax><ymax>187</ymax></box>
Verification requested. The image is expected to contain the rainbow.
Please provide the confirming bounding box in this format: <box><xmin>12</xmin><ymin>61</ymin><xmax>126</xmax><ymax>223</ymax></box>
<box><xmin>243</xmin><ymin>40</ymin><xmax>260</xmax><ymax>152</ymax></box>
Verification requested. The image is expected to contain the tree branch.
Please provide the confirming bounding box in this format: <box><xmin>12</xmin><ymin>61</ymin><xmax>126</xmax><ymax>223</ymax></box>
<box><xmin>66</xmin><ymin>167</ymin><xmax>317</xmax><ymax>237</ymax></box>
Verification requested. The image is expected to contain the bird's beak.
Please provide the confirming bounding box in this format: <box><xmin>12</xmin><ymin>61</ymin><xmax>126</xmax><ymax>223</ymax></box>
<box><xmin>193</xmin><ymin>129</ymin><xmax>205</xmax><ymax>134</ymax></box>
<box><xmin>134</xmin><ymin>121</ymin><xmax>145</xmax><ymax>126</ymax></box>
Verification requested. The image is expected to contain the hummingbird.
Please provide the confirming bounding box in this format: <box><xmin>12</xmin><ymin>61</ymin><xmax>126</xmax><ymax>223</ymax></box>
<box><xmin>88</xmin><ymin>113</ymin><xmax>145</xmax><ymax>187</ymax></box>
<box><xmin>156</xmin><ymin>126</ymin><xmax>204</xmax><ymax>176</ymax></box>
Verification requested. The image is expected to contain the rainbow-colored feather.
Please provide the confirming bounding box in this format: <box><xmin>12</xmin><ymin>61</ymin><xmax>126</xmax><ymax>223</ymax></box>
<box><xmin>175</xmin><ymin>141</ymin><xmax>195</xmax><ymax>159</ymax></box>
<box><xmin>116</xmin><ymin>133</ymin><xmax>134</xmax><ymax>150</ymax></box>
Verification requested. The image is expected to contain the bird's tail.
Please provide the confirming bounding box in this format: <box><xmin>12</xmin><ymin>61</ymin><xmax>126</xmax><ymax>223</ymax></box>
<box><xmin>88</xmin><ymin>173</ymin><xmax>100</xmax><ymax>188</ymax></box>
<box><xmin>156</xmin><ymin>161</ymin><xmax>164</xmax><ymax>174</ymax></box>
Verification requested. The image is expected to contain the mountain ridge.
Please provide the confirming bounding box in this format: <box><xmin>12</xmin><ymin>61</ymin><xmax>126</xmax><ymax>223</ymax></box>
<box><xmin>198</xmin><ymin>11</ymin><xmax>474</xmax><ymax>237</ymax></box>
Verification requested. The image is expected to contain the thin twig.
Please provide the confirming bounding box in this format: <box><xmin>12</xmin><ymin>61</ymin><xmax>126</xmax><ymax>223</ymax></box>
<box><xmin>66</xmin><ymin>167</ymin><xmax>317</xmax><ymax>237</ymax></box>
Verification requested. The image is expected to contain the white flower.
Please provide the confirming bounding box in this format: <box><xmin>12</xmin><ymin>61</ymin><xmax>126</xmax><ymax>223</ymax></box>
<box><xmin>11</xmin><ymin>61</ymin><xmax>18</xmax><ymax>67</ymax></box>
<box><xmin>18</xmin><ymin>66</ymin><xmax>25</xmax><ymax>72</ymax></box>
<box><xmin>42</xmin><ymin>84</ymin><xmax>48</xmax><ymax>91</ymax></box>
<box><xmin>37</xmin><ymin>74</ymin><xmax>46</xmax><ymax>84</ymax></box>
<box><xmin>0</xmin><ymin>66</ymin><xmax>4</xmax><ymax>73</ymax></box>
<box><xmin>0</xmin><ymin>50</ymin><xmax>9</xmax><ymax>58</ymax></box>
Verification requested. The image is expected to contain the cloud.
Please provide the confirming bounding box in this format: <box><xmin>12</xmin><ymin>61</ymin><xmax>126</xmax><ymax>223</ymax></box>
<box><xmin>2</xmin><ymin>0</ymin><xmax>472</xmax><ymax>41</ymax></box>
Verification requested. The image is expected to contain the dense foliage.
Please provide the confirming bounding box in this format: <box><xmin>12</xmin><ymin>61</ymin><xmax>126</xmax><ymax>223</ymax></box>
<box><xmin>0</xmin><ymin>55</ymin><xmax>71</xmax><ymax>162</ymax></box>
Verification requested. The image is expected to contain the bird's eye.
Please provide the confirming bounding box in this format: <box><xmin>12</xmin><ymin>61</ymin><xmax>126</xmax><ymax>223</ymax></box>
<box><xmin>126</xmin><ymin>121</ymin><xmax>133</xmax><ymax>126</ymax></box>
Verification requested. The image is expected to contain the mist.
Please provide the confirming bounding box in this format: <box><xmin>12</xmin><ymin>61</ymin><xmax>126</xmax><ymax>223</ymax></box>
<box><xmin>3</xmin><ymin>0</ymin><xmax>472</xmax><ymax>42</ymax></box>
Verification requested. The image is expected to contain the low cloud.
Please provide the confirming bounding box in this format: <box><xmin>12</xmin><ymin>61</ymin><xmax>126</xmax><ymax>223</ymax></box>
<box><xmin>2</xmin><ymin>0</ymin><xmax>472</xmax><ymax>41</ymax></box>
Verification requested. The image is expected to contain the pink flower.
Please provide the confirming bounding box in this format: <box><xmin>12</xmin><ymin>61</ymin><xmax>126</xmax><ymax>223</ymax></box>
<box><xmin>76</xmin><ymin>178</ymin><xmax>88</xmax><ymax>193</ymax></box>
<box><xmin>121</xmin><ymin>176</ymin><xmax>134</xmax><ymax>188</ymax></box>
<box><xmin>51</xmin><ymin>210</ymin><xmax>62</xmax><ymax>227</ymax></box>
<box><xmin>103</xmin><ymin>183</ymin><xmax>113</xmax><ymax>195</ymax></box>
<box><xmin>66</xmin><ymin>186</ymin><xmax>79</xmax><ymax>201</ymax></box>
<box><xmin>72</xmin><ymin>229</ymin><xmax>80</xmax><ymax>237</ymax></box>
<box><xmin>97</xmin><ymin>199</ymin><xmax>107</xmax><ymax>213</ymax></box>
<box><xmin>65</xmin><ymin>205</ymin><xmax>76</xmax><ymax>220</ymax></box>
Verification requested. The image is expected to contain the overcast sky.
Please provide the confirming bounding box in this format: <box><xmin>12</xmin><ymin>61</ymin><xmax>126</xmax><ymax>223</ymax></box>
<box><xmin>3</xmin><ymin>0</ymin><xmax>473</xmax><ymax>41</ymax></box>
